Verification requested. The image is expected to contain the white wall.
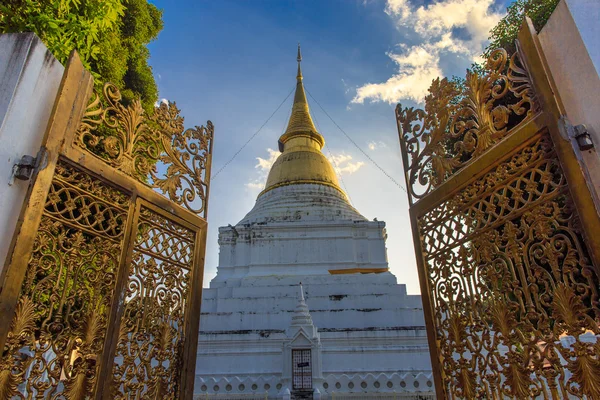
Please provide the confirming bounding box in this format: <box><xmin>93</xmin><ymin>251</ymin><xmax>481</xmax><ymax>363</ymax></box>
<box><xmin>564</xmin><ymin>0</ymin><xmax>600</xmax><ymax>77</ymax></box>
<box><xmin>196</xmin><ymin>273</ymin><xmax>432</xmax><ymax>397</ymax></box>
<box><xmin>538</xmin><ymin>0</ymin><xmax>600</xmax><ymax>144</ymax></box>
<box><xmin>214</xmin><ymin>220</ymin><xmax>389</xmax><ymax>286</ymax></box>
<box><xmin>0</xmin><ymin>33</ymin><xmax>64</xmax><ymax>273</ymax></box>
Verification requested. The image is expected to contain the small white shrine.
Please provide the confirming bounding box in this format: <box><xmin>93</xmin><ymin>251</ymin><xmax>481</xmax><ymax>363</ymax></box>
<box><xmin>194</xmin><ymin>47</ymin><xmax>433</xmax><ymax>399</ymax></box>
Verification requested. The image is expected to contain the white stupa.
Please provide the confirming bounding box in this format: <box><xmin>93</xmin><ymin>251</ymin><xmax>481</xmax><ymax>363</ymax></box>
<box><xmin>194</xmin><ymin>46</ymin><xmax>433</xmax><ymax>399</ymax></box>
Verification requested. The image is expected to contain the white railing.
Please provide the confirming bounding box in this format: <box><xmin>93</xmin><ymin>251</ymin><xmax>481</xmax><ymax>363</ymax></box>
<box><xmin>330</xmin><ymin>393</ymin><xmax>435</xmax><ymax>400</ymax></box>
<box><xmin>194</xmin><ymin>392</ymin><xmax>434</xmax><ymax>400</ymax></box>
<box><xmin>194</xmin><ymin>393</ymin><xmax>269</xmax><ymax>400</ymax></box>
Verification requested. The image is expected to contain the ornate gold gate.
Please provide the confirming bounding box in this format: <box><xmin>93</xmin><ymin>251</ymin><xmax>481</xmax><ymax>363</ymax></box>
<box><xmin>395</xmin><ymin>19</ymin><xmax>600</xmax><ymax>399</ymax></box>
<box><xmin>0</xmin><ymin>51</ymin><xmax>212</xmax><ymax>399</ymax></box>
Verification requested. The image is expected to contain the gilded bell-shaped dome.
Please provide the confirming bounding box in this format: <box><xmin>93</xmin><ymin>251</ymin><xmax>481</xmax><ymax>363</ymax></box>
<box><xmin>260</xmin><ymin>45</ymin><xmax>344</xmax><ymax>198</ymax></box>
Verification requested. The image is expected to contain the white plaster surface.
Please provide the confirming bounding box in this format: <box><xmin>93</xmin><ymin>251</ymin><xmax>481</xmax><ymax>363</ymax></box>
<box><xmin>0</xmin><ymin>33</ymin><xmax>64</xmax><ymax>272</ymax></box>
<box><xmin>196</xmin><ymin>183</ymin><xmax>433</xmax><ymax>398</ymax></box>
<box><xmin>539</xmin><ymin>0</ymin><xmax>600</xmax><ymax>143</ymax></box>
<box><xmin>564</xmin><ymin>0</ymin><xmax>600</xmax><ymax>77</ymax></box>
<box><xmin>212</xmin><ymin>184</ymin><xmax>388</xmax><ymax>286</ymax></box>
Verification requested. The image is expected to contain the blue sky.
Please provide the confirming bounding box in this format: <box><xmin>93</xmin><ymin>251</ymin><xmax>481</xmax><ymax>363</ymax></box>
<box><xmin>148</xmin><ymin>0</ymin><xmax>510</xmax><ymax>294</ymax></box>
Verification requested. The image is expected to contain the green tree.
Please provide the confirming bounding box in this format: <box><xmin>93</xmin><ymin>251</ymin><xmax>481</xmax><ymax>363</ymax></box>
<box><xmin>484</xmin><ymin>0</ymin><xmax>559</xmax><ymax>56</ymax></box>
<box><xmin>0</xmin><ymin>0</ymin><xmax>163</xmax><ymax>110</ymax></box>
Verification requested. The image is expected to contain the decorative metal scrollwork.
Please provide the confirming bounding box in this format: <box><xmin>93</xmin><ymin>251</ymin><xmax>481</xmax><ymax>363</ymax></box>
<box><xmin>0</xmin><ymin>161</ymin><xmax>129</xmax><ymax>398</ymax></box>
<box><xmin>396</xmin><ymin>46</ymin><xmax>537</xmax><ymax>203</ymax></box>
<box><xmin>1</xmin><ymin>65</ymin><xmax>207</xmax><ymax>399</ymax></box>
<box><xmin>111</xmin><ymin>207</ymin><xmax>195</xmax><ymax>399</ymax></box>
<box><xmin>420</xmin><ymin>135</ymin><xmax>600</xmax><ymax>399</ymax></box>
<box><xmin>76</xmin><ymin>83</ymin><xmax>213</xmax><ymax>217</ymax></box>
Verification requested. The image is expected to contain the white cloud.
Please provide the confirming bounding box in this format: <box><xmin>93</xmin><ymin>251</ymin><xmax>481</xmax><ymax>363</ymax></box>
<box><xmin>353</xmin><ymin>0</ymin><xmax>503</xmax><ymax>104</ymax></box>
<box><xmin>246</xmin><ymin>182</ymin><xmax>266</xmax><ymax>190</ymax></box>
<box><xmin>154</xmin><ymin>98</ymin><xmax>169</xmax><ymax>107</ymax></box>
<box><xmin>328</xmin><ymin>153</ymin><xmax>365</xmax><ymax>175</ymax></box>
<box><xmin>256</xmin><ymin>148</ymin><xmax>280</xmax><ymax>171</ymax></box>
<box><xmin>368</xmin><ymin>141</ymin><xmax>387</xmax><ymax>151</ymax></box>
<box><xmin>385</xmin><ymin>0</ymin><xmax>411</xmax><ymax>19</ymax></box>
<box><xmin>246</xmin><ymin>148</ymin><xmax>281</xmax><ymax>191</ymax></box>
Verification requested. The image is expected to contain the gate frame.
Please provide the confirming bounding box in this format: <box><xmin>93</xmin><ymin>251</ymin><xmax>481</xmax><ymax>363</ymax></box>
<box><xmin>398</xmin><ymin>18</ymin><xmax>600</xmax><ymax>399</ymax></box>
<box><xmin>0</xmin><ymin>51</ymin><xmax>209</xmax><ymax>399</ymax></box>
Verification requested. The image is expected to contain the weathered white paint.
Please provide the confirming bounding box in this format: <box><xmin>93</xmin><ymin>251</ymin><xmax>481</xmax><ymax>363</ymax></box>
<box><xmin>539</xmin><ymin>0</ymin><xmax>600</xmax><ymax>144</ymax></box>
<box><xmin>212</xmin><ymin>184</ymin><xmax>388</xmax><ymax>286</ymax></box>
<box><xmin>195</xmin><ymin>183</ymin><xmax>433</xmax><ymax>398</ymax></box>
<box><xmin>563</xmin><ymin>0</ymin><xmax>600</xmax><ymax>77</ymax></box>
<box><xmin>0</xmin><ymin>33</ymin><xmax>64</xmax><ymax>273</ymax></box>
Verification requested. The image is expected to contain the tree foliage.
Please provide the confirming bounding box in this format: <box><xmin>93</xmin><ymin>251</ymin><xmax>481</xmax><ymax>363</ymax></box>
<box><xmin>0</xmin><ymin>0</ymin><xmax>163</xmax><ymax>110</ymax></box>
<box><xmin>484</xmin><ymin>0</ymin><xmax>559</xmax><ymax>57</ymax></box>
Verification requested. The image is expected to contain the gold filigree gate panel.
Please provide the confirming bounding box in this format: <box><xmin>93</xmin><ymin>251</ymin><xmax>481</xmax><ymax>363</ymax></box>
<box><xmin>111</xmin><ymin>204</ymin><xmax>198</xmax><ymax>399</ymax></box>
<box><xmin>0</xmin><ymin>161</ymin><xmax>131</xmax><ymax>398</ymax></box>
<box><xmin>395</xmin><ymin>19</ymin><xmax>600</xmax><ymax>400</ymax></box>
<box><xmin>0</xmin><ymin>51</ymin><xmax>212</xmax><ymax>400</ymax></box>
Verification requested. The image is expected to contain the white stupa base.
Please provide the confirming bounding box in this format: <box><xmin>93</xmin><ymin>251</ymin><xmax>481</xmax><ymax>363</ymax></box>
<box><xmin>195</xmin><ymin>273</ymin><xmax>433</xmax><ymax>398</ymax></box>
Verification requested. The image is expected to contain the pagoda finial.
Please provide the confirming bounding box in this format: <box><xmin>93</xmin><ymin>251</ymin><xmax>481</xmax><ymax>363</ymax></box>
<box><xmin>299</xmin><ymin>282</ymin><xmax>305</xmax><ymax>302</ymax></box>
<box><xmin>259</xmin><ymin>44</ymin><xmax>346</xmax><ymax>199</ymax></box>
<box><xmin>278</xmin><ymin>43</ymin><xmax>319</xmax><ymax>145</ymax></box>
<box><xmin>296</xmin><ymin>43</ymin><xmax>303</xmax><ymax>81</ymax></box>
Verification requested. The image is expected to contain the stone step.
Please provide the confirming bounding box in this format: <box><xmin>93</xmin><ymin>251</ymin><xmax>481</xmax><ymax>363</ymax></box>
<box><xmin>199</xmin><ymin>308</ymin><xmax>426</xmax><ymax>331</ymax></box>
<box><xmin>201</xmin><ymin>294</ymin><xmax>420</xmax><ymax>314</ymax></box>
<box><xmin>205</xmin><ymin>281</ymin><xmax>410</xmax><ymax>300</ymax></box>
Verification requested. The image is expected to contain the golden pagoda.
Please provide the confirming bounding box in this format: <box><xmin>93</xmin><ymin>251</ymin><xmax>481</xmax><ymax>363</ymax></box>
<box><xmin>260</xmin><ymin>45</ymin><xmax>344</xmax><ymax>196</ymax></box>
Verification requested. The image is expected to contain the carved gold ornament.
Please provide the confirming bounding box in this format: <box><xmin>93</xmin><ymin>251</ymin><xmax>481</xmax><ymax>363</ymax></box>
<box><xmin>423</xmin><ymin>136</ymin><xmax>600</xmax><ymax>398</ymax></box>
<box><xmin>0</xmin><ymin>56</ymin><xmax>207</xmax><ymax>399</ymax></box>
<box><xmin>0</xmin><ymin>161</ymin><xmax>199</xmax><ymax>399</ymax></box>
<box><xmin>0</xmin><ymin>162</ymin><xmax>128</xmax><ymax>398</ymax></box>
<box><xmin>396</xmin><ymin>42</ymin><xmax>600</xmax><ymax>399</ymax></box>
<box><xmin>396</xmin><ymin>48</ymin><xmax>537</xmax><ymax>203</ymax></box>
<box><xmin>111</xmin><ymin>207</ymin><xmax>194</xmax><ymax>399</ymax></box>
<box><xmin>76</xmin><ymin>83</ymin><xmax>213</xmax><ymax>217</ymax></box>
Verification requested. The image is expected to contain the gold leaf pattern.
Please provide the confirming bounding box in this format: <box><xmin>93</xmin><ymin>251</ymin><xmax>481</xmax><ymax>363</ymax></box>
<box><xmin>0</xmin><ymin>368</ymin><xmax>21</xmax><ymax>400</ymax></box>
<box><xmin>396</xmin><ymin>47</ymin><xmax>537</xmax><ymax>203</ymax></box>
<box><xmin>414</xmin><ymin>135</ymin><xmax>600</xmax><ymax>399</ymax></box>
<box><xmin>75</xmin><ymin>83</ymin><xmax>213</xmax><ymax>217</ymax></box>
<box><xmin>566</xmin><ymin>342</ymin><xmax>600</xmax><ymax>398</ymax></box>
<box><xmin>111</xmin><ymin>207</ymin><xmax>194</xmax><ymax>399</ymax></box>
<box><xmin>0</xmin><ymin>161</ymin><xmax>128</xmax><ymax>398</ymax></box>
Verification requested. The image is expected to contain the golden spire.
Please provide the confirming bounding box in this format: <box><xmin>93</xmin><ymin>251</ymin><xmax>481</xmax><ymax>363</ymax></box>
<box><xmin>279</xmin><ymin>44</ymin><xmax>323</xmax><ymax>148</ymax></box>
<box><xmin>259</xmin><ymin>45</ymin><xmax>344</xmax><ymax>198</ymax></box>
<box><xmin>297</xmin><ymin>43</ymin><xmax>302</xmax><ymax>81</ymax></box>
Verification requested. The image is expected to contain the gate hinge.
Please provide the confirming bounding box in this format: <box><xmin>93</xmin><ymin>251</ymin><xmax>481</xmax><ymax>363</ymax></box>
<box><xmin>9</xmin><ymin>154</ymin><xmax>37</xmax><ymax>185</ymax></box>
<box><xmin>8</xmin><ymin>147</ymin><xmax>49</xmax><ymax>186</ymax></box>
<box><xmin>559</xmin><ymin>118</ymin><xmax>595</xmax><ymax>151</ymax></box>
<box><xmin>574</xmin><ymin>124</ymin><xmax>594</xmax><ymax>151</ymax></box>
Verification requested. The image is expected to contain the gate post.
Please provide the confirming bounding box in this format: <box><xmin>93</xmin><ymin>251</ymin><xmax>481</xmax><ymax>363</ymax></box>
<box><xmin>0</xmin><ymin>33</ymin><xmax>65</xmax><ymax>274</ymax></box>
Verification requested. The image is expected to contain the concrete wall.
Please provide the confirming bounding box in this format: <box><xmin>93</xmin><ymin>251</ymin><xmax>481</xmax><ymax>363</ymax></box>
<box><xmin>538</xmin><ymin>0</ymin><xmax>600</xmax><ymax>144</ymax></box>
<box><xmin>196</xmin><ymin>273</ymin><xmax>431</xmax><ymax>397</ymax></box>
<box><xmin>0</xmin><ymin>33</ymin><xmax>64</xmax><ymax>273</ymax></box>
<box><xmin>563</xmin><ymin>0</ymin><xmax>600</xmax><ymax>77</ymax></box>
<box><xmin>200</xmin><ymin>274</ymin><xmax>424</xmax><ymax>332</ymax></box>
<box><xmin>214</xmin><ymin>220</ymin><xmax>389</xmax><ymax>286</ymax></box>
